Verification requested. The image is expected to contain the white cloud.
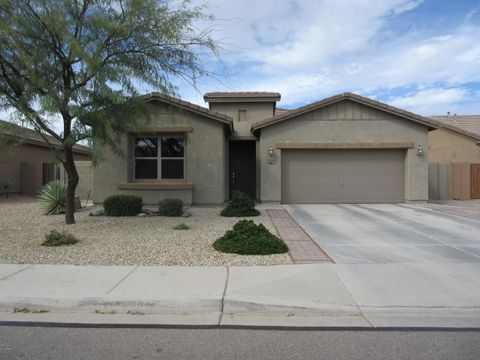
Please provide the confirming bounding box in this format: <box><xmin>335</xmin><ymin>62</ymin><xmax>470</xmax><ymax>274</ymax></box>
<box><xmin>181</xmin><ymin>0</ymin><xmax>480</xmax><ymax>115</ymax></box>
<box><xmin>198</xmin><ymin>0</ymin><xmax>427</xmax><ymax>71</ymax></box>
<box><xmin>388</xmin><ymin>88</ymin><xmax>470</xmax><ymax>114</ymax></box>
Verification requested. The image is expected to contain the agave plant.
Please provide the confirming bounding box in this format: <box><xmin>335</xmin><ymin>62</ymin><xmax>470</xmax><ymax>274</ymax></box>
<box><xmin>38</xmin><ymin>181</ymin><xmax>67</xmax><ymax>215</ymax></box>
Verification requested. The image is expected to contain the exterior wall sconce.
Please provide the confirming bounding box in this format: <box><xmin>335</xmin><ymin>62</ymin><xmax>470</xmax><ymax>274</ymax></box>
<box><xmin>268</xmin><ymin>146</ymin><xmax>275</xmax><ymax>157</ymax></box>
<box><xmin>267</xmin><ymin>146</ymin><xmax>276</xmax><ymax>164</ymax></box>
<box><xmin>417</xmin><ymin>145</ymin><xmax>424</xmax><ymax>156</ymax></box>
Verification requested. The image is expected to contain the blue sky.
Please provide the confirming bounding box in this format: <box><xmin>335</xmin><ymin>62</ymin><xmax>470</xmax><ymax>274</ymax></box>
<box><xmin>175</xmin><ymin>0</ymin><xmax>480</xmax><ymax>115</ymax></box>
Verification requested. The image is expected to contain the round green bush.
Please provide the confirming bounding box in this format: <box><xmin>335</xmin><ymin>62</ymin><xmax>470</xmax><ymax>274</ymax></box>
<box><xmin>221</xmin><ymin>191</ymin><xmax>260</xmax><ymax>217</ymax></box>
<box><xmin>104</xmin><ymin>195</ymin><xmax>143</xmax><ymax>216</ymax></box>
<box><xmin>42</xmin><ymin>230</ymin><xmax>78</xmax><ymax>247</ymax></box>
<box><xmin>38</xmin><ymin>180</ymin><xmax>67</xmax><ymax>215</ymax></box>
<box><xmin>158</xmin><ymin>198</ymin><xmax>183</xmax><ymax>216</ymax></box>
<box><xmin>213</xmin><ymin>220</ymin><xmax>288</xmax><ymax>255</ymax></box>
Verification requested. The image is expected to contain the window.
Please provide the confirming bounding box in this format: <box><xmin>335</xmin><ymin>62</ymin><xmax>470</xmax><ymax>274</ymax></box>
<box><xmin>134</xmin><ymin>135</ymin><xmax>185</xmax><ymax>180</ymax></box>
<box><xmin>238</xmin><ymin>110</ymin><xmax>247</xmax><ymax>121</ymax></box>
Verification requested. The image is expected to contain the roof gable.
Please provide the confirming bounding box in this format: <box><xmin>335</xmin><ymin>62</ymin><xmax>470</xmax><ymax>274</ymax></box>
<box><xmin>142</xmin><ymin>93</ymin><xmax>234</xmax><ymax>132</ymax></box>
<box><xmin>251</xmin><ymin>92</ymin><xmax>440</xmax><ymax>131</ymax></box>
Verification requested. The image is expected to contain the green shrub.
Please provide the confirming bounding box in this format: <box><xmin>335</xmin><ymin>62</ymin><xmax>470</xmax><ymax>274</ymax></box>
<box><xmin>42</xmin><ymin>230</ymin><xmax>78</xmax><ymax>247</ymax></box>
<box><xmin>173</xmin><ymin>223</ymin><xmax>189</xmax><ymax>230</ymax></box>
<box><xmin>104</xmin><ymin>195</ymin><xmax>143</xmax><ymax>216</ymax></box>
<box><xmin>221</xmin><ymin>191</ymin><xmax>260</xmax><ymax>217</ymax></box>
<box><xmin>158</xmin><ymin>198</ymin><xmax>183</xmax><ymax>217</ymax></box>
<box><xmin>38</xmin><ymin>181</ymin><xmax>67</xmax><ymax>215</ymax></box>
<box><xmin>213</xmin><ymin>220</ymin><xmax>288</xmax><ymax>255</ymax></box>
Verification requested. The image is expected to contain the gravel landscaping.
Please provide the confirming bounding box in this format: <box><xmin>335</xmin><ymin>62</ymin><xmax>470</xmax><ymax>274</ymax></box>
<box><xmin>412</xmin><ymin>200</ymin><xmax>480</xmax><ymax>221</ymax></box>
<box><xmin>0</xmin><ymin>195</ymin><xmax>292</xmax><ymax>266</ymax></box>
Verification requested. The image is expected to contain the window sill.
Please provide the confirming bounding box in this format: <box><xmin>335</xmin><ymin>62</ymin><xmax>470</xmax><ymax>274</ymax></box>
<box><xmin>117</xmin><ymin>182</ymin><xmax>193</xmax><ymax>190</ymax></box>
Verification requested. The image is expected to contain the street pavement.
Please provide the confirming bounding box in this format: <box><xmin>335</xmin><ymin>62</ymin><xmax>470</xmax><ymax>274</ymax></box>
<box><xmin>1</xmin><ymin>325</ymin><xmax>479</xmax><ymax>360</ymax></box>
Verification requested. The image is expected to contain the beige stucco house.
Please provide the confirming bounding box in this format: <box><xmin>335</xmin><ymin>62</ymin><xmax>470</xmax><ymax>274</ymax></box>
<box><xmin>428</xmin><ymin>116</ymin><xmax>480</xmax><ymax>164</ymax></box>
<box><xmin>93</xmin><ymin>92</ymin><xmax>439</xmax><ymax>205</ymax></box>
<box><xmin>0</xmin><ymin>120</ymin><xmax>91</xmax><ymax>196</ymax></box>
<box><xmin>427</xmin><ymin>115</ymin><xmax>480</xmax><ymax>200</ymax></box>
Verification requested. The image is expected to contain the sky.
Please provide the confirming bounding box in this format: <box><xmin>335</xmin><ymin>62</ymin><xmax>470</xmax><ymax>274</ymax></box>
<box><xmin>174</xmin><ymin>0</ymin><xmax>480</xmax><ymax>115</ymax></box>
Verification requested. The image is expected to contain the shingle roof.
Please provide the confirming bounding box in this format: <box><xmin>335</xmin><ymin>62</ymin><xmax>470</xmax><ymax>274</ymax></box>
<box><xmin>142</xmin><ymin>92</ymin><xmax>234</xmax><ymax>132</ymax></box>
<box><xmin>275</xmin><ymin>108</ymin><xmax>291</xmax><ymax>116</ymax></box>
<box><xmin>204</xmin><ymin>92</ymin><xmax>281</xmax><ymax>102</ymax></box>
<box><xmin>251</xmin><ymin>92</ymin><xmax>440</xmax><ymax>131</ymax></box>
<box><xmin>428</xmin><ymin>115</ymin><xmax>480</xmax><ymax>141</ymax></box>
<box><xmin>0</xmin><ymin>119</ymin><xmax>91</xmax><ymax>155</ymax></box>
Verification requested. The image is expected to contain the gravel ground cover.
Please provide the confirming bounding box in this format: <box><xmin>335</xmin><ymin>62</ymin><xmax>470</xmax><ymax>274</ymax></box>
<box><xmin>410</xmin><ymin>200</ymin><xmax>480</xmax><ymax>221</ymax></box>
<box><xmin>0</xmin><ymin>195</ymin><xmax>292</xmax><ymax>266</ymax></box>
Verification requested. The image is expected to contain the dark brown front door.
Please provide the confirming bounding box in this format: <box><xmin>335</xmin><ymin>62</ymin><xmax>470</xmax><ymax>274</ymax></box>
<box><xmin>471</xmin><ymin>164</ymin><xmax>480</xmax><ymax>199</ymax></box>
<box><xmin>229</xmin><ymin>141</ymin><xmax>256</xmax><ymax>199</ymax></box>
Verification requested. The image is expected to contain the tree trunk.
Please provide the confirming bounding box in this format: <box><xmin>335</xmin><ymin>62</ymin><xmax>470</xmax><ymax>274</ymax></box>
<box><xmin>63</xmin><ymin>146</ymin><xmax>79</xmax><ymax>225</ymax></box>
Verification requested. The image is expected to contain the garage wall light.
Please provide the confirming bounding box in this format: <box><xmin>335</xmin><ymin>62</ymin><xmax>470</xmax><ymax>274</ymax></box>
<box><xmin>268</xmin><ymin>146</ymin><xmax>275</xmax><ymax>157</ymax></box>
<box><xmin>417</xmin><ymin>145</ymin><xmax>424</xmax><ymax>156</ymax></box>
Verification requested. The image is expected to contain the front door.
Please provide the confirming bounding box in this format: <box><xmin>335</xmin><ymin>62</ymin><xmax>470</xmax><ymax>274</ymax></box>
<box><xmin>229</xmin><ymin>141</ymin><xmax>256</xmax><ymax>199</ymax></box>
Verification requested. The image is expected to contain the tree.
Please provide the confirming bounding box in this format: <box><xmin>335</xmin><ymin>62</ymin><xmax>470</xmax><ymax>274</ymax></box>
<box><xmin>0</xmin><ymin>0</ymin><xmax>217</xmax><ymax>224</ymax></box>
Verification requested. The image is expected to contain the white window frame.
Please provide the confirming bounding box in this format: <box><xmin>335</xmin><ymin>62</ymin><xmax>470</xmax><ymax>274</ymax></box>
<box><xmin>134</xmin><ymin>134</ymin><xmax>186</xmax><ymax>181</ymax></box>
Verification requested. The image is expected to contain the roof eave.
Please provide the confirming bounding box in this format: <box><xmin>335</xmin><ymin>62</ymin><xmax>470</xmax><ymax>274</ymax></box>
<box><xmin>203</xmin><ymin>96</ymin><xmax>281</xmax><ymax>103</ymax></box>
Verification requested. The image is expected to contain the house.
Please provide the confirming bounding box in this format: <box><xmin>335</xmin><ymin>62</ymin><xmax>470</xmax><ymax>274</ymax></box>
<box><xmin>93</xmin><ymin>92</ymin><xmax>439</xmax><ymax>205</ymax></box>
<box><xmin>0</xmin><ymin>120</ymin><xmax>91</xmax><ymax>196</ymax></box>
<box><xmin>427</xmin><ymin>115</ymin><xmax>480</xmax><ymax>200</ymax></box>
<box><xmin>428</xmin><ymin>115</ymin><xmax>480</xmax><ymax>163</ymax></box>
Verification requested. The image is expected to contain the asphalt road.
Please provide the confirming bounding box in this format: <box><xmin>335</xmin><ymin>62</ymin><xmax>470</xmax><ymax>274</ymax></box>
<box><xmin>0</xmin><ymin>325</ymin><xmax>479</xmax><ymax>360</ymax></box>
<box><xmin>286</xmin><ymin>204</ymin><xmax>480</xmax><ymax>264</ymax></box>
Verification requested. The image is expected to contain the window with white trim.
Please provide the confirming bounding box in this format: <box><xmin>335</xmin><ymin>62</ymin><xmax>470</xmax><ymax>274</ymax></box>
<box><xmin>134</xmin><ymin>135</ymin><xmax>185</xmax><ymax>180</ymax></box>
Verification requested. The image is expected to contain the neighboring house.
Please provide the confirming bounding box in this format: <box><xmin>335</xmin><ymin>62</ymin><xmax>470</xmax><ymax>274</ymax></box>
<box><xmin>93</xmin><ymin>92</ymin><xmax>438</xmax><ymax>205</ymax></box>
<box><xmin>428</xmin><ymin>115</ymin><xmax>480</xmax><ymax>163</ymax></box>
<box><xmin>427</xmin><ymin>115</ymin><xmax>480</xmax><ymax>199</ymax></box>
<box><xmin>0</xmin><ymin>120</ymin><xmax>91</xmax><ymax>196</ymax></box>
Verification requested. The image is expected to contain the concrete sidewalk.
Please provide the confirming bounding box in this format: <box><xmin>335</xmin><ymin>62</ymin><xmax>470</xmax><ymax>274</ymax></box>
<box><xmin>0</xmin><ymin>263</ymin><xmax>479</xmax><ymax>328</ymax></box>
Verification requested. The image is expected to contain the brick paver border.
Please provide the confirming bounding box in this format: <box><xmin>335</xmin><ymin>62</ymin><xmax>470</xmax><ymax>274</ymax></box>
<box><xmin>267</xmin><ymin>209</ymin><xmax>333</xmax><ymax>264</ymax></box>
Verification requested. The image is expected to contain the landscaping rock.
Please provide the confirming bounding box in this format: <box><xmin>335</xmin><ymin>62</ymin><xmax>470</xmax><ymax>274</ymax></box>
<box><xmin>0</xmin><ymin>198</ymin><xmax>291</xmax><ymax>266</ymax></box>
<box><xmin>138</xmin><ymin>213</ymin><xmax>147</xmax><ymax>217</ymax></box>
<box><xmin>140</xmin><ymin>209</ymin><xmax>160</xmax><ymax>216</ymax></box>
<box><xmin>89</xmin><ymin>208</ymin><xmax>104</xmax><ymax>217</ymax></box>
<box><xmin>182</xmin><ymin>211</ymin><xmax>192</xmax><ymax>218</ymax></box>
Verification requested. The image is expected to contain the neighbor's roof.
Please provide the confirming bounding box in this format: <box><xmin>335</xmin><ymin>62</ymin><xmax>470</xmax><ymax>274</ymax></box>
<box><xmin>204</xmin><ymin>92</ymin><xmax>281</xmax><ymax>103</ymax></box>
<box><xmin>275</xmin><ymin>108</ymin><xmax>291</xmax><ymax>116</ymax></box>
<box><xmin>142</xmin><ymin>92</ymin><xmax>234</xmax><ymax>132</ymax></box>
<box><xmin>428</xmin><ymin>115</ymin><xmax>480</xmax><ymax>141</ymax></box>
<box><xmin>251</xmin><ymin>92</ymin><xmax>440</xmax><ymax>131</ymax></box>
<box><xmin>0</xmin><ymin>119</ymin><xmax>91</xmax><ymax>155</ymax></box>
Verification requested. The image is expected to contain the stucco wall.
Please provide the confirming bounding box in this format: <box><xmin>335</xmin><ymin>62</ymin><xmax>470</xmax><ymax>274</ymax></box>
<box><xmin>428</xmin><ymin>128</ymin><xmax>480</xmax><ymax>163</ymax></box>
<box><xmin>92</xmin><ymin>102</ymin><xmax>227</xmax><ymax>205</ymax></box>
<box><xmin>209</xmin><ymin>102</ymin><xmax>274</xmax><ymax>137</ymax></box>
<box><xmin>0</xmin><ymin>143</ymin><xmax>90</xmax><ymax>195</ymax></box>
<box><xmin>75</xmin><ymin>161</ymin><xmax>93</xmax><ymax>200</ymax></box>
<box><xmin>258</xmin><ymin>100</ymin><xmax>430</xmax><ymax>202</ymax></box>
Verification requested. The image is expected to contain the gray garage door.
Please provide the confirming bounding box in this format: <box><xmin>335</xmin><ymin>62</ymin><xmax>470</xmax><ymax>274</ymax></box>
<box><xmin>282</xmin><ymin>149</ymin><xmax>405</xmax><ymax>203</ymax></box>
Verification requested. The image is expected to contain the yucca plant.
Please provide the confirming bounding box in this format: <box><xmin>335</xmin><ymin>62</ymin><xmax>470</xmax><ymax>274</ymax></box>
<box><xmin>38</xmin><ymin>181</ymin><xmax>67</xmax><ymax>215</ymax></box>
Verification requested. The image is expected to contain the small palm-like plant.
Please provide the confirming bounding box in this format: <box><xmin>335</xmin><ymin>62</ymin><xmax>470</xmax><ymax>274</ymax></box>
<box><xmin>38</xmin><ymin>181</ymin><xmax>67</xmax><ymax>215</ymax></box>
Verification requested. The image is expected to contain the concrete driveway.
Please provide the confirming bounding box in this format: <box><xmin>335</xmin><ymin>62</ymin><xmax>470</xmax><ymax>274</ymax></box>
<box><xmin>285</xmin><ymin>204</ymin><xmax>480</xmax><ymax>264</ymax></box>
